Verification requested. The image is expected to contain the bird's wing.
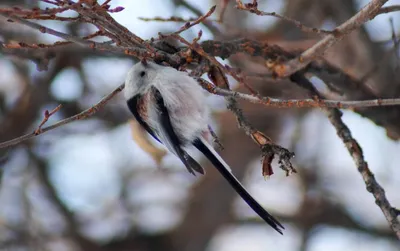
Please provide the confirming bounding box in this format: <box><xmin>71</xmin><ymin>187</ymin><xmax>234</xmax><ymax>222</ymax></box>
<box><xmin>127</xmin><ymin>94</ymin><xmax>161</xmax><ymax>143</ymax></box>
<box><xmin>126</xmin><ymin>90</ymin><xmax>204</xmax><ymax>175</ymax></box>
<box><xmin>193</xmin><ymin>137</ymin><xmax>284</xmax><ymax>234</ymax></box>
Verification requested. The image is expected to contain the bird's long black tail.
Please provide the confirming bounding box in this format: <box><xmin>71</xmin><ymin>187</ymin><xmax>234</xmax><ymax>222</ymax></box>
<box><xmin>193</xmin><ymin>137</ymin><xmax>284</xmax><ymax>234</ymax></box>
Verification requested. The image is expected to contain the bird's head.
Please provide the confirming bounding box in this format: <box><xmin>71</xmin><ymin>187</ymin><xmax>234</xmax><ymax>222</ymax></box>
<box><xmin>124</xmin><ymin>60</ymin><xmax>161</xmax><ymax>100</ymax></box>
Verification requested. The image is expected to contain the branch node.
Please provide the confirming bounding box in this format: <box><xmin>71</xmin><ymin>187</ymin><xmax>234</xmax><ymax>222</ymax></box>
<box><xmin>34</xmin><ymin>104</ymin><xmax>62</xmax><ymax>136</ymax></box>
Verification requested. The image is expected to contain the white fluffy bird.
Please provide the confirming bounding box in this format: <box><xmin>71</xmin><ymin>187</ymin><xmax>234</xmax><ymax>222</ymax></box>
<box><xmin>124</xmin><ymin>61</ymin><xmax>284</xmax><ymax>234</ymax></box>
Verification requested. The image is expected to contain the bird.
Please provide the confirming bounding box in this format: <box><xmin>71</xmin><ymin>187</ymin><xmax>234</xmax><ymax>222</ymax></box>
<box><xmin>124</xmin><ymin>60</ymin><xmax>284</xmax><ymax>234</ymax></box>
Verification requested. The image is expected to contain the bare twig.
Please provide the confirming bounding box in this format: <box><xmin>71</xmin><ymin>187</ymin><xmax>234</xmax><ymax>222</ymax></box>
<box><xmin>201</xmin><ymin>85</ymin><xmax>400</xmax><ymax>109</ymax></box>
<box><xmin>218</xmin><ymin>0</ymin><xmax>230</xmax><ymax>22</ymax></box>
<box><xmin>327</xmin><ymin>109</ymin><xmax>400</xmax><ymax>239</ymax></box>
<box><xmin>173</xmin><ymin>0</ymin><xmax>219</xmax><ymax>33</ymax></box>
<box><xmin>0</xmin><ymin>84</ymin><xmax>124</xmax><ymax>149</ymax></box>
<box><xmin>235</xmin><ymin>0</ymin><xmax>332</xmax><ymax>35</ymax></box>
<box><xmin>389</xmin><ymin>18</ymin><xmax>400</xmax><ymax>71</ymax></box>
<box><xmin>34</xmin><ymin>104</ymin><xmax>62</xmax><ymax>135</ymax></box>
<box><xmin>275</xmin><ymin>0</ymin><xmax>389</xmax><ymax>78</ymax></box>
<box><xmin>161</xmin><ymin>5</ymin><xmax>216</xmax><ymax>37</ymax></box>
<box><xmin>139</xmin><ymin>16</ymin><xmax>197</xmax><ymax>22</ymax></box>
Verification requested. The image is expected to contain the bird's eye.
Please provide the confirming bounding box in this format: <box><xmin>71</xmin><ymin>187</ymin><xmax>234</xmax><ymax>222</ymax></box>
<box><xmin>140</xmin><ymin>71</ymin><xmax>146</xmax><ymax>77</ymax></box>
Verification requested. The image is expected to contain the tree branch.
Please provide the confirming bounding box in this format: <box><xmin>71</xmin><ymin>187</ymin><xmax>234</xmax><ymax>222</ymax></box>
<box><xmin>0</xmin><ymin>83</ymin><xmax>124</xmax><ymax>149</ymax></box>
<box><xmin>326</xmin><ymin>108</ymin><xmax>400</xmax><ymax>239</ymax></box>
<box><xmin>201</xmin><ymin>84</ymin><xmax>400</xmax><ymax>109</ymax></box>
<box><xmin>276</xmin><ymin>0</ymin><xmax>389</xmax><ymax>77</ymax></box>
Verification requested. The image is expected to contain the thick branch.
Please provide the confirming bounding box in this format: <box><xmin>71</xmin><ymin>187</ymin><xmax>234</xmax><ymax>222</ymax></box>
<box><xmin>277</xmin><ymin>0</ymin><xmax>389</xmax><ymax>77</ymax></box>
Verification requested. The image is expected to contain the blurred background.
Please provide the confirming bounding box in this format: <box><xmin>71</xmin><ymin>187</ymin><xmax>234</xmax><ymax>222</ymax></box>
<box><xmin>0</xmin><ymin>0</ymin><xmax>400</xmax><ymax>250</ymax></box>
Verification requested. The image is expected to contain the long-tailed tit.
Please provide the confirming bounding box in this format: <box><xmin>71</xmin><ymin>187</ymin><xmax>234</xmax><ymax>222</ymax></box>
<box><xmin>124</xmin><ymin>61</ymin><xmax>284</xmax><ymax>234</ymax></box>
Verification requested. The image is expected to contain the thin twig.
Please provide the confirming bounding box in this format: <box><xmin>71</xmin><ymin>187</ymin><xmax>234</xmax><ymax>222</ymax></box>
<box><xmin>173</xmin><ymin>0</ymin><xmax>219</xmax><ymax>33</ymax></box>
<box><xmin>161</xmin><ymin>5</ymin><xmax>216</xmax><ymax>36</ymax></box>
<box><xmin>139</xmin><ymin>16</ymin><xmax>198</xmax><ymax>22</ymax></box>
<box><xmin>0</xmin><ymin>84</ymin><xmax>124</xmax><ymax>149</ymax></box>
<box><xmin>235</xmin><ymin>0</ymin><xmax>332</xmax><ymax>35</ymax></box>
<box><xmin>389</xmin><ymin>18</ymin><xmax>400</xmax><ymax>72</ymax></box>
<box><xmin>199</xmin><ymin>81</ymin><xmax>400</xmax><ymax>108</ymax></box>
<box><xmin>34</xmin><ymin>104</ymin><xmax>62</xmax><ymax>135</ymax></box>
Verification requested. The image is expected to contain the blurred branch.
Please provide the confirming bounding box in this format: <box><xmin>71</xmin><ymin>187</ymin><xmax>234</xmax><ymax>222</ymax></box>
<box><xmin>0</xmin><ymin>30</ymin><xmax>108</xmax><ymax>70</ymax></box>
<box><xmin>236</xmin><ymin>0</ymin><xmax>332</xmax><ymax>35</ymax></box>
<box><xmin>239</xmin><ymin>199</ymin><xmax>398</xmax><ymax>241</ymax></box>
<box><xmin>0</xmin><ymin>13</ymin><xmax>112</xmax><ymax>49</ymax></box>
<box><xmin>161</xmin><ymin>5</ymin><xmax>216</xmax><ymax>36</ymax></box>
<box><xmin>378</xmin><ymin>5</ymin><xmax>400</xmax><ymax>15</ymax></box>
<box><xmin>172</xmin><ymin>0</ymin><xmax>219</xmax><ymax>33</ymax></box>
<box><xmin>218</xmin><ymin>0</ymin><xmax>229</xmax><ymax>22</ymax></box>
<box><xmin>30</xmin><ymin>152</ymin><xmax>100</xmax><ymax>251</ymax></box>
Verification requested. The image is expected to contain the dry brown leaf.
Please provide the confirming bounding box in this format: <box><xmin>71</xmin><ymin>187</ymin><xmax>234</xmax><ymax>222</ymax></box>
<box><xmin>129</xmin><ymin>120</ymin><xmax>167</xmax><ymax>165</ymax></box>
